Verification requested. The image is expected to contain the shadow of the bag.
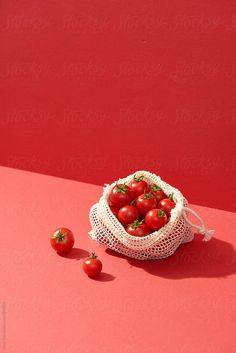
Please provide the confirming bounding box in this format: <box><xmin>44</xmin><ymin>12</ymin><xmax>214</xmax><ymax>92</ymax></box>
<box><xmin>106</xmin><ymin>234</ymin><xmax>236</xmax><ymax>279</ymax></box>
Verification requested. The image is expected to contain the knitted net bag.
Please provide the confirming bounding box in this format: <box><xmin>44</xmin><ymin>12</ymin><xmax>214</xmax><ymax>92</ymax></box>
<box><xmin>89</xmin><ymin>171</ymin><xmax>214</xmax><ymax>260</ymax></box>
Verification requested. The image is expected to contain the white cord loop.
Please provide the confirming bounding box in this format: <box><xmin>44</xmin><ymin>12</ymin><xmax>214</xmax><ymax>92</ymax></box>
<box><xmin>182</xmin><ymin>206</ymin><xmax>214</xmax><ymax>241</ymax></box>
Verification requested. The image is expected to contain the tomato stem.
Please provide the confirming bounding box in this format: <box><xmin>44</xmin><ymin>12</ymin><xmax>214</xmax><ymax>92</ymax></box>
<box><xmin>134</xmin><ymin>175</ymin><xmax>144</xmax><ymax>182</ymax></box>
<box><xmin>168</xmin><ymin>193</ymin><xmax>174</xmax><ymax>201</ymax></box>
<box><xmin>90</xmin><ymin>252</ymin><xmax>98</xmax><ymax>259</ymax></box>
<box><xmin>115</xmin><ymin>182</ymin><xmax>128</xmax><ymax>194</ymax></box>
<box><xmin>143</xmin><ymin>192</ymin><xmax>154</xmax><ymax>199</ymax></box>
<box><xmin>152</xmin><ymin>184</ymin><xmax>161</xmax><ymax>191</ymax></box>
<box><xmin>52</xmin><ymin>229</ymin><xmax>68</xmax><ymax>243</ymax></box>
<box><xmin>158</xmin><ymin>209</ymin><xmax>166</xmax><ymax>218</ymax></box>
<box><xmin>130</xmin><ymin>219</ymin><xmax>143</xmax><ymax>228</ymax></box>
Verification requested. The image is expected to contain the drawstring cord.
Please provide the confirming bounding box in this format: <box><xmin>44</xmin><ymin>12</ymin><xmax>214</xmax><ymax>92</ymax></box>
<box><xmin>182</xmin><ymin>206</ymin><xmax>214</xmax><ymax>241</ymax></box>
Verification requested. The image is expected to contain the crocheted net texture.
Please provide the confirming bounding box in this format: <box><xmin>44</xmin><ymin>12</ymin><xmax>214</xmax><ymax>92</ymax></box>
<box><xmin>89</xmin><ymin>171</ymin><xmax>194</xmax><ymax>260</ymax></box>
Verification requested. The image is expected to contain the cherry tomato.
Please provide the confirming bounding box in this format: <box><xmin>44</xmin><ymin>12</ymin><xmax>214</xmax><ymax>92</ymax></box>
<box><xmin>135</xmin><ymin>192</ymin><xmax>157</xmax><ymax>215</ymax></box>
<box><xmin>83</xmin><ymin>253</ymin><xmax>102</xmax><ymax>277</ymax></box>
<box><xmin>145</xmin><ymin>209</ymin><xmax>168</xmax><ymax>230</ymax></box>
<box><xmin>50</xmin><ymin>227</ymin><xmax>74</xmax><ymax>254</ymax></box>
<box><xmin>109</xmin><ymin>183</ymin><xmax>135</xmax><ymax>208</ymax></box>
<box><xmin>128</xmin><ymin>175</ymin><xmax>150</xmax><ymax>198</ymax></box>
<box><xmin>110</xmin><ymin>205</ymin><xmax>119</xmax><ymax>217</ymax></box>
<box><xmin>151</xmin><ymin>184</ymin><xmax>167</xmax><ymax>202</ymax></box>
<box><xmin>158</xmin><ymin>194</ymin><xmax>176</xmax><ymax>215</ymax></box>
<box><xmin>126</xmin><ymin>220</ymin><xmax>151</xmax><ymax>237</ymax></box>
<box><xmin>117</xmin><ymin>205</ymin><xmax>140</xmax><ymax>225</ymax></box>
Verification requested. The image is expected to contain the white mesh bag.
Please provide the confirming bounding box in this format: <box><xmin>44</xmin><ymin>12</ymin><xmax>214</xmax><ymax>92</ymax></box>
<box><xmin>89</xmin><ymin>171</ymin><xmax>214</xmax><ymax>260</ymax></box>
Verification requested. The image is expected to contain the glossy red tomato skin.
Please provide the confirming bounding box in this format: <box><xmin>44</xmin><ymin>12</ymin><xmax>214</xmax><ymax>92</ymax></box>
<box><xmin>135</xmin><ymin>193</ymin><xmax>157</xmax><ymax>215</ymax></box>
<box><xmin>126</xmin><ymin>223</ymin><xmax>151</xmax><ymax>237</ymax></box>
<box><xmin>151</xmin><ymin>185</ymin><xmax>167</xmax><ymax>202</ymax></box>
<box><xmin>50</xmin><ymin>227</ymin><xmax>75</xmax><ymax>254</ymax></box>
<box><xmin>110</xmin><ymin>205</ymin><xmax>119</xmax><ymax>217</ymax></box>
<box><xmin>83</xmin><ymin>255</ymin><xmax>102</xmax><ymax>277</ymax></box>
<box><xmin>129</xmin><ymin>180</ymin><xmax>150</xmax><ymax>198</ymax></box>
<box><xmin>109</xmin><ymin>184</ymin><xmax>135</xmax><ymax>208</ymax></box>
<box><xmin>145</xmin><ymin>209</ymin><xmax>168</xmax><ymax>230</ymax></box>
<box><xmin>118</xmin><ymin>205</ymin><xmax>140</xmax><ymax>225</ymax></box>
<box><xmin>158</xmin><ymin>198</ymin><xmax>175</xmax><ymax>215</ymax></box>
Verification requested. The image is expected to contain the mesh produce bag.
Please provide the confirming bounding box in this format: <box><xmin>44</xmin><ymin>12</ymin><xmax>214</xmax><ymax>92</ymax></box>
<box><xmin>89</xmin><ymin>171</ymin><xmax>214</xmax><ymax>260</ymax></box>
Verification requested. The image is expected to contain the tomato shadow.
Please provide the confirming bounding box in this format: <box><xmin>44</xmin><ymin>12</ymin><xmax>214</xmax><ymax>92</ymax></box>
<box><xmin>105</xmin><ymin>235</ymin><xmax>236</xmax><ymax>279</ymax></box>
<box><xmin>58</xmin><ymin>247</ymin><xmax>89</xmax><ymax>260</ymax></box>
<box><xmin>89</xmin><ymin>272</ymin><xmax>115</xmax><ymax>282</ymax></box>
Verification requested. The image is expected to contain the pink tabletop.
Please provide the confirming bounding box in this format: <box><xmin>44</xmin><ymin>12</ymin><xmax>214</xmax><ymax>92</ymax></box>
<box><xmin>0</xmin><ymin>167</ymin><xmax>236</xmax><ymax>353</ymax></box>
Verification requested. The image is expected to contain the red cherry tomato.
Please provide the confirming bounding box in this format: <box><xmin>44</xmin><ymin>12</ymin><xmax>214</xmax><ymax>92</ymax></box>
<box><xmin>128</xmin><ymin>175</ymin><xmax>150</xmax><ymax>198</ymax></box>
<box><xmin>158</xmin><ymin>194</ymin><xmax>176</xmax><ymax>215</ymax></box>
<box><xmin>117</xmin><ymin>205</ymin><xmax>140</xmax><ymax>225</ymax></box>
<box><xmin>145</xmin><ymin>209</ymin><xmax>168</xmax><ymax>230</ymax></box>
<box><xmin>135</xmin><ymin>192</ymin><xmax>157</xmax><ymax>215</ymax></box>
<box><xmin>151</xmin><ymin>184</ymin><xmax>167</xmax><ymax>202</ymax></box>
<box><xmin>110</xmin><ymin>205</ymin><xmax>119</xmax><ymax>217</ymax></box>
<box><xmin>109</xmin><ymin>183</ymin><xmax>135</xmax><ymax>208</ymax></box>
<box><xmin>50</xmin><ymin>227</ymin><xmax>75</xmax><ymax>254</ymax></box>
<box><xmin>126</xmin><ymin>220</ymin><xmax>151</xmax><ymax>237</ymax></box>
<box><xmin>83</xmin><ymin>253</ymin><xmax>102</xmax><ymax>277</ymax></box>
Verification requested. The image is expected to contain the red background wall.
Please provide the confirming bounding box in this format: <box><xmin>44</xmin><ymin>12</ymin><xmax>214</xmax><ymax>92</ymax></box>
<box><xmin>0</xmin><ymin>0</ymin><xmax>236</xmax><ymax>212</ymax></box>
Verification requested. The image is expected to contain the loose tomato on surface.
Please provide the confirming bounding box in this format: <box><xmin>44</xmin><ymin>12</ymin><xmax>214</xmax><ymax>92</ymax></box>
<box><xmin>109</xmin><ymin>183</ymin><xmax>135</xmax><ymax>208</ymax></box>
<box><xmin>117</xmin><ymin>205</ymin><xmax>140</xmax><ymax>225</ymax></box>
<box><xmin>158</xmin><ymin>194</ymin><xmax>176</xmax><ymax>215</ymax></box>
<box><xmin>135</xmin><ymin>192</ymin><xmax>157</xmax><ymax>215</ymax></box>
<box><xmin>126</xmin><ymin>220</ymin><xmax>151</xmax><ymax>237</ymax></box>
<box><xmin>151</xmin><ymin>184</ymin><xmax>167</xmax><ymax>202</ymax></box>
<box><xmin>128</xmin><ymin>175</ymin><xmax>150</xmax><ymax>198</ymax></box>
<box><xmin>50</xmin><ymin>227</ymin><xmax>75</xmax><ymax>254</ymax></box>
<box><xmin>83</xmin><ymin>253</ymin><xmax>102</xmax><ymax>277</ymax></box>
<box><xmin>145</xmin><ymin>209</ymin><xmax>168</xmax><ymax>230</ymax></box>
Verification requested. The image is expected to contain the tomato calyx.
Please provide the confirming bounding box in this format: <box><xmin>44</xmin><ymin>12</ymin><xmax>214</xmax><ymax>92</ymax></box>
<box><xmin>152</xmin><ymin>184</ymin><xmax>161</xmax><ymax>191</ymax></box>
<box><xmin>52</xmin><ymin>228</ymin><xmax>68</xmax><ymax>244</ymax></box>
<box><xmin>115</xmin><ymin>183</ymin><xmax>128</xmax><ymax>194</ymax></box>
<box><xmin>168</xmin><ymin>193</ymin><xmax>174</xmax><ymax>201</ymax></box>
<box><xmin>134</xmin><ymin>175</ymin><xmax>144</xmax><ymax>182</ymax></box>
<box><xmin>143</xmin><ymin>192</ymin><xmax>154</xmax><ymax>199</ymax></box>
<box><xmin>157</xmin><ymin>209</ymin><xmax>166</xmax><ymax>218</ymax></box>
<box><xmin>89</xmin><ymin>252</ymin><xmax>98</xmax><ymax>259</ymax></box>
<box><xmin>130</xmin><ymin>219</ymin><xmax>144</xmax><ymax>229</ymax></box>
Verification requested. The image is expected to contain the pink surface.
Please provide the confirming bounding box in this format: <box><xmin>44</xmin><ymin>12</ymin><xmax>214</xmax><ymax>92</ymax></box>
<box><xmin>0</xmin><ymin>167</ymin><xmax>236</xmax><ymax>353</ymax></box>
<box><xmin>0</xmin><ymin>0</ymin><xmax>236</xmax><ymax>212</ymax></box>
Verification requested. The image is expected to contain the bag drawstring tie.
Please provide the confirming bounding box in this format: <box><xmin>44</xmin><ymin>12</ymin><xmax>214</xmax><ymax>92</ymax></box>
<box><xmin>182</xmin><ymin>206</ymin><xmax>215</xmax><ymax>241</ymax></box>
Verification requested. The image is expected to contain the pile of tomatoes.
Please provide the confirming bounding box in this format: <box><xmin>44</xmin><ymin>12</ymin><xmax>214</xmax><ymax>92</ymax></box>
<box><xmin>109</xmin><ymin>175</ymin><xmax>176</xmax><ymax>237</ymax></box>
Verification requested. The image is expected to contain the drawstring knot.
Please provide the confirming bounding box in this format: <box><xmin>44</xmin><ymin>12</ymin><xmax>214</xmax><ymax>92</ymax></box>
<box><xmin>182</xmin><ymin>206</ymin><xmax>215</xmax><ymax>242</ymax></box>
